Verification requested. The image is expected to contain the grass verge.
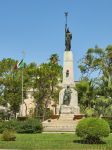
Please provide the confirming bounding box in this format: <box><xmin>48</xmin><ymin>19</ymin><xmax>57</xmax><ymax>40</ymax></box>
<box><xmin>0</xmin><ymin>133</ymin><xmax>112</xmax><ymax>150</ymax></box>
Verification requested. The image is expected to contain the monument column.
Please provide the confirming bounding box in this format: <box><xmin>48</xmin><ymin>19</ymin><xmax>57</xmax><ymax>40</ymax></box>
<box><xmin>57</xmin><ymin>12</ymin><xmax>80</xmax><ymax>115</ymax></box>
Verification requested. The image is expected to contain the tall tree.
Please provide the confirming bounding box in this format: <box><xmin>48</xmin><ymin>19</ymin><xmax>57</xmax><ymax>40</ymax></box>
<box><xmin>30</xmin><ymin>54</ymin><xmax>62</xmax><ymax>120</ymax></box>
<box><xmin>79</xmin><ymin>45</ymin><xmax>112</xmax><ymax>98</ymax></box>
<box><xmin>78</xmin><ymin>45</ymin><xmax>112</xmax><ymax>116</ymax></box>
<box><xmin>0</xmin><ymin>58</ymin><xmax>28</xmax><ymax>117</ymax></box>
<box><xmin>0</xmin><ymin>58</ymin><xmax>21</xmax><ymax>116</ymax></box>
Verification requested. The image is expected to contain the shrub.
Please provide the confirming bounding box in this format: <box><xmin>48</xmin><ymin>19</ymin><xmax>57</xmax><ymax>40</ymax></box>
<box><xmin>1</xmin><ymin>129</ymin><xmax>16</xmax><ymax>141</ymax></box>
<box><xmin>0</xmin><ymin>119</ymin><xmax>43</xmax><ymax>134</ymax></box>
<box><xmin>106</xmin><ymin>120</ymin><xmax>112</xmax><ymax>133</ymax></box>
<box><xmin>76</xmin><ymin>117</ymin><xmax>110</xmax><ymax>143</ymax></box>
<box><xmin>17</xmin><ymin>118</ymin><xmax>43</xmax><ymax>133</ymax></box>
<box><xmin>0</xmin><ymin>120</ymin><xmax>20</xmax><ymax>133</ymax></box>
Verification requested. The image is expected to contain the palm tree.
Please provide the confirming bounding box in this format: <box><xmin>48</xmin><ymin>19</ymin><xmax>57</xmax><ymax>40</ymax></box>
<box><xmin>76</xmin><ymin>79</ymin><xmax>95</xmax><ymax>109</ymax></box>
<box><xmin>49</xmin><ymin>54</ymin><xmax>59</xmax><ymax>64</ymax></box>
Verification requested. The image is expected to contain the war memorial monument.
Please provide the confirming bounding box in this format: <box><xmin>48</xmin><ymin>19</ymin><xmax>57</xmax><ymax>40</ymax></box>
<box><xmin>43</xmin><ymin>13</ymin><xmax>80</xmax><ymax>132</ymax></box>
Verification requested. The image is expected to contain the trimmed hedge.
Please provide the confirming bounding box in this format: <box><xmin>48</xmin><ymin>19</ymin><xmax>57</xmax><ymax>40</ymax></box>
<box><xmin>0</xmin><ymin>118</ymin><xmax>42</xmax><ymax>133</ymax></box>
<box><xmin>76</xmin><ymin>117</ymin><xmax>110</xmax><ymax>143</ymax></box>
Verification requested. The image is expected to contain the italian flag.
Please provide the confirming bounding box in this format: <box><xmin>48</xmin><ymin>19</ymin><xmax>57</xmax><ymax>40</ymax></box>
<box><xmin>14</xmin><ymin>59</ymin><xmax>25</xmax><ymax>70</ymax></box>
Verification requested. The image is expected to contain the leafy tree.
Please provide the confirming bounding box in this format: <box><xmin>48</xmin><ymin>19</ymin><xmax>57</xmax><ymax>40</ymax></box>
<box><xmin>95</xmin><ymin>96</ymin><xmax>112</xmax><ymax>116</ymax></box>
<box><xmin>0</xmin><ymin>58</ymin><xmax>28</xmax><ymax>117</ymax></box>
<box><xmin>78</xmin><ymin>45</ymin><xmax>112</xmax><ymax>116</ymax></box>
<box><xmin>76</xmin><ymin>78</ymin><xmax>96</xmax><ymax>113</ymax></box>
<box><xmin>30</xmin><ymin>54</ymin><xmax>62</xmax><ymax>120</ymax></box>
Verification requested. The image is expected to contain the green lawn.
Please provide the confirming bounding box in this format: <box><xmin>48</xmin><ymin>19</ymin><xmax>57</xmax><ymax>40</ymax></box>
<box><xmin>0</xmin><ymin>133</ymin><xmax>112</xmax><ymax>150</ymax></box>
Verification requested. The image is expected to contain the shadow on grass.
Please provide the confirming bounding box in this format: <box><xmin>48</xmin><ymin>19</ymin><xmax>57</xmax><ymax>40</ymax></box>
<box><xmin>73</xmin><ymin>139</ymin><xmax>106</xmax><ymax>144</ymax></box>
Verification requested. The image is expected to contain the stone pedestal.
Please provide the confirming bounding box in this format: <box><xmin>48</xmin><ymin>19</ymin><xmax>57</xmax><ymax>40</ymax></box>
<box><xmin>57</xmin><ymin>88</ymin><xmax>80</xmax><ymax>115</ymax></box>
<box><xmin>60</xmin><ymin>105</ymin><xmax>79</xmax><ymax>114</ymax></box>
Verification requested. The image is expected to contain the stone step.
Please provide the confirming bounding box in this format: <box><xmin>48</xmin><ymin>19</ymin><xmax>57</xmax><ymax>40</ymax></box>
<box><xmin>42</xmin><ymin>113</ymin><xmax>81</xmax><ymax>132</ymax></box>
<box><xmin>43</xmin><ymin>121</ymin><xmax>78</xmax><ymax>124</ymax></box>
<box><xmin>42</xmin><ymin>119</ymin><xmax>78</xmax><ymax>132</ymax></box>
<box><xmin>43</xmin><ymin>127</ymin><xmax>76</xmax><ymax>132</ymax></box>
<box><xmin>43</xmin><ymin>124</ymin><xmax>77</xmax><ymax>132</ymax></box>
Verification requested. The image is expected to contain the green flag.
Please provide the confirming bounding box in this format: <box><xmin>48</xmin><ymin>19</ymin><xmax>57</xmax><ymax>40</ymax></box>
<box><xmin>16</xmin><ymin>59</ymin><xmax>25</xmax><ymax>69</ymax></box>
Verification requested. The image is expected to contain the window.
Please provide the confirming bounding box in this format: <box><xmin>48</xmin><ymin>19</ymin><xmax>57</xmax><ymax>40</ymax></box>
<box><xmin>66</xmin><ymin>70</ymin><xmax>69</xmax><ymax>77</ymax></box>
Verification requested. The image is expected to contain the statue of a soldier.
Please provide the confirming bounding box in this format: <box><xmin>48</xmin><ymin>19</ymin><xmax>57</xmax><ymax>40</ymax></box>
<box><xmin>65</xmin><ymin>28</ymin><xmax>72</xmax><ymax>51</ymax></box>
<box><xmin>63</xmin><ymin>86</ymin><xmax>72</xmax><ymax>105</ymax></box>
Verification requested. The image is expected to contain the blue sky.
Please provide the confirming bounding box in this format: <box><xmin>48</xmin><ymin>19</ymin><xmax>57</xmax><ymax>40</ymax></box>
<box><xmin>0</xmin><ymin>0</ymin><xmax>112</xmax><ymax>80</ymax></box>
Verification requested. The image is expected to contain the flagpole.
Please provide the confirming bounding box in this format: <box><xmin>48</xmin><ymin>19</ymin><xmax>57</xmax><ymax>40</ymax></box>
<box><xmin>21</xmin><ymin>68</ymin><xmax>24</xmax><ymax>116</ymax></box>
<box><xmin>21</xmin><ymin>51</ymin><xmax>25</xmax><ymax>117</ymax></box>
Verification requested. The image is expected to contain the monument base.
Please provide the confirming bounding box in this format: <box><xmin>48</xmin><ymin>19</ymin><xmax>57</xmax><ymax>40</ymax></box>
<box><xmin>43</xmin><ymin>106</ymin><xmax>80</xmax><ymax>132</ymax></box>
<box><xmin>60</xmin><ymin>105</ymin><xmax>80</xmax><ymax>114</ymax></box>
<box><xmin>42</xmin><ymin>114</ymin><xmax>79</xmax><ymax>132</ymax></box>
